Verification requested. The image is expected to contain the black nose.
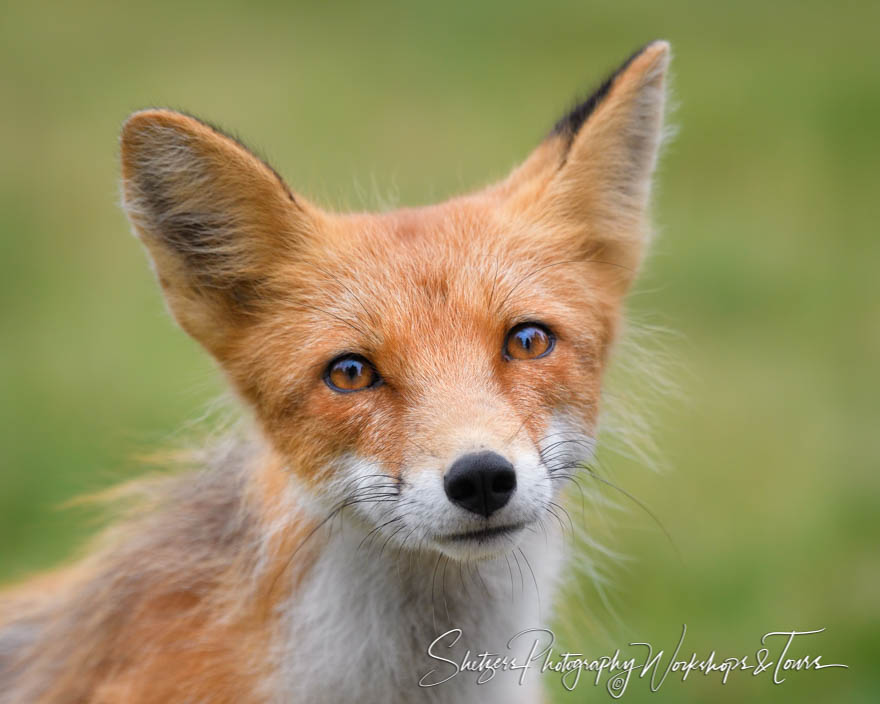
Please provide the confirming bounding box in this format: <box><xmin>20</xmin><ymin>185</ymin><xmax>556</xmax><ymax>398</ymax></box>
<box><xmin>444</xmin><ymin>451</ymin><xmax>516</xmax><ymax>518</ymax></box>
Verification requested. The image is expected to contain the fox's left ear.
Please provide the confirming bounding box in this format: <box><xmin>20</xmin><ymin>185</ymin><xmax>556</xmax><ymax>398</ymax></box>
<box><xmin>502</xmin><ymin>41</ymin><xmax>671</xmax><ymax>295</ymax></box>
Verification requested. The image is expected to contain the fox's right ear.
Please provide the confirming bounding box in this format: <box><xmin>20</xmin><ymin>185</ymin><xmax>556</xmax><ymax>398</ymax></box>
<box><xmin>120</xmin><ymin>110</ymin><xmax>320</xmax><ymax>357</ymax></box>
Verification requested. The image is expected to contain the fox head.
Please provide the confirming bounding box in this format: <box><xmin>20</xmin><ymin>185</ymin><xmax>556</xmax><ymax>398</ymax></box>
<box><xmin>120</xmin><ymin>42</ymin><xmax>669</xmax><ymax>560</ymax></box>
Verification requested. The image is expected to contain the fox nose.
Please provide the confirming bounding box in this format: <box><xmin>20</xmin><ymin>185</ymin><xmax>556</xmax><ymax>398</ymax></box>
<box><xmin>444</xmin><ymin>451</ymin><xmax>517</xmax><ymax>518</ymax></box>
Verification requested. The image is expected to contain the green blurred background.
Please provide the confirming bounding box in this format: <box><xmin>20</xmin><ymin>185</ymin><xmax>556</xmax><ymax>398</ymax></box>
<box><xmin>1</xmin><ymin>0</ymin><xmax>878</xmax><ymax>701</ymax></box>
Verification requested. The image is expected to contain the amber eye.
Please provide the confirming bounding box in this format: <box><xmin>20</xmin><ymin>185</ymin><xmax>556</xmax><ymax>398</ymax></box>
<box><xmin>324</xmin><ymin>354</ymin><xmax>381</xmax><ymax>393</ymax></box>
<box><xmin>503</xmin><ymin>322</ymin><xmax>555</xmax><ymax>361</ymax></box>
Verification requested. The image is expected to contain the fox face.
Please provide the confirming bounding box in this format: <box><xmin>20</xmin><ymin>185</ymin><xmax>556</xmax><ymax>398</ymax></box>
<box><xmin>121</xmin><ymin>42</ymin><xmax>669</xmax><ymax>561</ymax></box>
<box><xmin>250</xmin><ymin>205</ymin><xmax>609</xmax><ymax>560</ymax></box>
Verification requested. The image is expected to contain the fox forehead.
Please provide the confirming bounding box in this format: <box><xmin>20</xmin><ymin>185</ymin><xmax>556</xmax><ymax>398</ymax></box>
<box><xmin>245</xmin><ymin>201</ymin><xmax>609</xmax><ymax>390</ymax></box>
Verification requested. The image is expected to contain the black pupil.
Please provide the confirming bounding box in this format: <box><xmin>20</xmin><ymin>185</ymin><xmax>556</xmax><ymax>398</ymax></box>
<box><xmin>517</xmin><ymin>328</ymin><xmax>538</xmax><ymax>350</ymax></box>
<box><xmin>342</xmin><ymin>360</ymin><xmax>363</xmax><ymax>380</ymax></box>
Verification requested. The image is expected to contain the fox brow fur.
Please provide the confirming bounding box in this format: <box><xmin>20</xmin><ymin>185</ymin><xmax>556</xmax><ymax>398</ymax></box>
<box><xmin>0</xmin><ymin>41</ymin><xmax>673</xmax><ymax>703</ymax></box>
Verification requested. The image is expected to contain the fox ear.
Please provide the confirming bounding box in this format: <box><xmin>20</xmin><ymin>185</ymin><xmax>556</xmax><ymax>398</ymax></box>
<box><xmin>505</xmin><ymin>41</ymin><xmax>670</xmax><ymax>295</ymax></box>
<box><xmin>120</xmin><ymin>110</ymin><xmax>318</xmax><ymax>357</ymax></box>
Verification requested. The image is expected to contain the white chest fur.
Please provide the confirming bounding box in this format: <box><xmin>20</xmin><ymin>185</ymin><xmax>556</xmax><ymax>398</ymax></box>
<box><xmin>276</xmin><ymin>525</ymin><xmax>564</xmax><ymax>703</ymax></box>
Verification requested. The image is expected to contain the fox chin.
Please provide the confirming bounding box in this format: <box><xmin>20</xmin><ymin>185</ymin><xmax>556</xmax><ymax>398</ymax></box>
<box><xmin>0</xmin><ymin>41</ymin><xmax>671</xmax><ymax>704</ymax></box>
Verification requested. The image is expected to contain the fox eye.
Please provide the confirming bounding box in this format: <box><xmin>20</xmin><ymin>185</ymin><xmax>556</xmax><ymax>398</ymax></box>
<box><xmin>324</xmin><ymin>354</ymin><xmax>381</xmax><ymax>393</ymax></box>
<box><xmin>503</xmin><ymin>322</ymin><xmax>555</xmax><ymax>361</ymax></box>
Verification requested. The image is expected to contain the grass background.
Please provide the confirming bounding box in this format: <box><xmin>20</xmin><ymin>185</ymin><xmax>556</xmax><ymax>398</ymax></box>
<box><xmin>1</xmin><ymin>0</ymin><xmax>878</xmax><ymax>701</ymax></box>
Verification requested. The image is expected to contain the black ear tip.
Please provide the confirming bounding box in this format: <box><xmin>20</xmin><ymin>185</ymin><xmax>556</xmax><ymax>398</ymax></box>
<box><xmin>550</xmin><ymin>41</ymin><xmax>669</xmax><ymax>142</ymax></box>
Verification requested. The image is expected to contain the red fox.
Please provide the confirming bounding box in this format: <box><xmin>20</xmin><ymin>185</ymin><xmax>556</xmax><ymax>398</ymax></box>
<box><xmin>0</xmin><ymin>41</ymin><xmax>670</xmax><ymax>703</ymax></box>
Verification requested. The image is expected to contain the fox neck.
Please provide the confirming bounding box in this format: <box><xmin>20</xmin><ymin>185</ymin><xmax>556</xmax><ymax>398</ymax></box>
<box><xmin>276</xmin><ymin>514</ymin><xmax>565</xmax><ymax>703</ymax></box>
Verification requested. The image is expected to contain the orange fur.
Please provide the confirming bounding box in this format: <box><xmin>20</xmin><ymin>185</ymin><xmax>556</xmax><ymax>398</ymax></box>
<box><xmin>0</xmin><ymin>42</ymin><xmax>670</xmax><ymax>702</ymax></box>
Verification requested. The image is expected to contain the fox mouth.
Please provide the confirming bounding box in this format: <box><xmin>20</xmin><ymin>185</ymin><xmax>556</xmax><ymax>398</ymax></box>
<box><xmin>439</xmin><ymin>522</ymin><xmax>525</xmax><ymax>543</ymax></box>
